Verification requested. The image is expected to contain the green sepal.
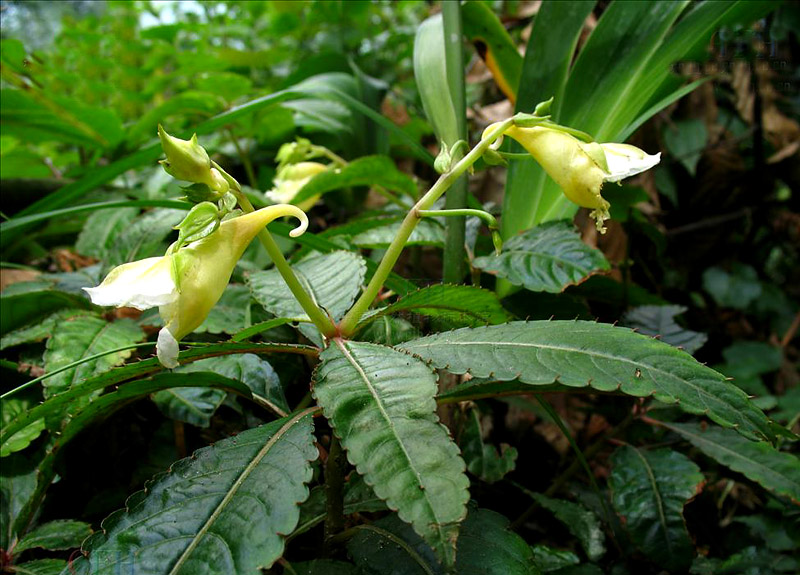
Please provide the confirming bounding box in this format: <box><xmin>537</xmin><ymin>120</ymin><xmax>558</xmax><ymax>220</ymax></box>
<box><xmin>174</xmin><ymin>201</ymin><xmax>221</xmax><ymax>248</ymax></box>
<box><xmin>579</xmin><ymin>141</ymin><xmax>610</xmax><ymax>173</ymax></box>
<box><xmin>219</xmin><ymin>191</ymin><xmax>238</xmax><ymax>214</ymax></box>
<box><xmin>434</xmin><ymin>140</ymin><xmax>452</xmax><ymax>174</ymax></box>
<box><xmin>512</xmin><ymin>113</ymin><xmax>549</xmax><ymax>128</ymax></box>
<box><xmin>482</xmin><ymin>148</ymin><xmax>507</xmax><ymax>167</ymax></box>
<box><xmin>533</xmin><ymin>97</ymin><xmax>554</xmax><ymax>117</ymax></box>
<box><xmin>182</xmin><ymin>183</ymin><xmax>222</xmax><ymax>204</ymax></box>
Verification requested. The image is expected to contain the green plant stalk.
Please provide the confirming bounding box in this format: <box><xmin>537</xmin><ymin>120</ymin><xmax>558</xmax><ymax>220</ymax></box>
<box><xmin>442</xmin><ymin>1</ymin><xmax>469</xmax><ymax>284</ymax></box>
<box><xmin>231</xmin><ymin>189</ymin><xmax>337</xmax><ymax>338</ymax></box>
<box><xmin>418</xmin><ymin>209</ymin><xmax>498</xmax><ymax>230</ymax></box>
<box><xmin>339</xmin><ymin>118</ymin><xmax>514</xmax><ymax>335</ymax></box>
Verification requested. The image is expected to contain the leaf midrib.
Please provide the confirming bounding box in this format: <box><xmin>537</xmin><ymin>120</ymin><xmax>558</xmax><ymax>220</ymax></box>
<box><xmin>334</xmin><ymin>339</ymin><xmax>448</xmax><ymax>550</ymax></box>
<box><xmin>167</xmin><ymin>410</ymin><xmax>309</xmax><ymax>575</ymax></box>
<box><xmin>629</xmin><ymin>447</ymin><xmax>672</xmax><ymax>556</ymax></box>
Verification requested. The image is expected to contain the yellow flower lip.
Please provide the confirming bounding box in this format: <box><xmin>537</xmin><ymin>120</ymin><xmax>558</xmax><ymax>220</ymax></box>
<box><xmin>84</xmin><ymin>205</ymin><xmax>308</xmax><ymax>368</ymax></box>
<box><xmin>266</xmin><ymin>161</ymin><xmax>328</xmax><ymax>212</ymax></box>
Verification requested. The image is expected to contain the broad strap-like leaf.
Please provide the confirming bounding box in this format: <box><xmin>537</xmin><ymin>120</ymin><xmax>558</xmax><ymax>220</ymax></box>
<box><xmin>658</xmin><ymin>420</ymin><xmax>800</xmax><ymax>503</ymax></box>
<box><xmin>474</xmin><ymin>222</ymin><xmax>609</xmax><ymax>293</ymax></box>
<box><xmin>249</xmin><ymin>250</ymin><xmax>365</xmax><ymax>324</ymax></box>
<box><xmin>74</xmin><ymin>410</ymin><xmax>317</xmax><ymax>575</ymax></box>
<box><xmin>293</xmin><ymin>155</ymin><xmax>417</xmax><ymax>205</ymax></box>
<box><xmin>359</xmin><ymin>285</ymin><xmax>510</xmax><ymax>331</ymax></box>
<box><xmin>398</xmin><ymin>321</ymin><xmax>772</xmax><ymax>441</ymax></box>
<box><xmin>313</xmin><ymin>340</ymin><xmax>469</xmax><ymax>566</ymax></box>
<box><xmin>42</xmin><ymin>316</ymin><xmax>145</xmax><ymax>398</ymax></box>
<box><xmin>609</xmin><ymin>446</ymin><xmax>703</xmax><ymax>572</ymax></box>
<box><xmin>622</xmin><ymin>305</ymin><xmax>707</xmax><ymax>354</ymax></box>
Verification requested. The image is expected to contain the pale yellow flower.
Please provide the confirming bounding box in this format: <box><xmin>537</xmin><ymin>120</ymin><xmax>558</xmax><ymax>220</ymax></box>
<box><xmin>266</xmin><ymin>162</ymin><xmax>328</xmax><ymax>211</ymax></box>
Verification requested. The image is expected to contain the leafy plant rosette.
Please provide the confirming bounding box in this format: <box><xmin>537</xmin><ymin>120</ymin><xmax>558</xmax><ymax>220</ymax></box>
<box><xmin>1</xmin><ymin>101</ymin><xmax>786</xmax><ymax>575</ymax></box>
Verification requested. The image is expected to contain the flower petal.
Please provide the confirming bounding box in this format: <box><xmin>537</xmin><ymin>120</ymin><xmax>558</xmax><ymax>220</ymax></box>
<box><xmin>84</xmin><ymin>257</ymin><xmax>177</xmax><ymax>310</ymax></box>
<box><xmin>601</xmin><ymin>143</ymin><xmax>661</xmax><ymax>183</ymax></box>
<box><xmin>156</xmin><ymin>327</ymin><xmax>180</xmax><ymax>369</ymax></box>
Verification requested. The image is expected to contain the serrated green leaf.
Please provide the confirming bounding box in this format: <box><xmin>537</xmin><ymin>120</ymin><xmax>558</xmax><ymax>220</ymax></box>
<box><xmin>75</xmin><ymin>207</ymin><xmax>139</xmax><ymax>260</ymax></box>
<box><xmin>152</xmin><ymin>386</ymin><xmax>226</xmax><ymax>428</ymax></box>
<box><xmin>0</xmin><ymin>309</ymin><xmax>95</xmax><ymax>351</ymax></box>
<box><xmin>609</xmin><ymin>446</ymin><xmax>703</xmax><ymax>571</ymax></box>
<box><xmin>11</xmin><ymin>558</ymin><xmax>67</xmax><ymax>575</ymax></box>
<box><xmin>14</xmin><ymin>520</ymin><xmax>92</xmax><ymax>553</ymax></box>
<box><xmin>359</xmin><ymin>285</ymin><xmax>510</xmax><ymax>331</ymax></box>
<box><xmin>399</xmin><ymin>322</ymin><xmax>772</xmax><ymax>441</ymax></box>
<box><xmin>42</xmin><ymin>316</ymin><xmax>144</xmax><ymax>399</ymax></box>
<box><xmin>177</xmin><ymin>354</ymin><xmax>288</xmax><ymax>414</ymax></box>
<box><xmin>526</xmin><ymin>493</ymin><xmax>605</xmax><ymax>562</ymax></box>
<box><xmin>355</xmin><ymin>316</ymin><xmax>418</xmax><ymax>346</ymax></box>
<box><xmin>75</xmin><ymin>410</ymin><xmax>317</xmax><ymax>575</ymax></box>
<box><xmin>249</xmin><ymin>251</ymin><xmax>366</xmax><ymax>343</ymax></box>
<box><xmin>460</xmin><ymin>408</ymin><xmax>517</xmax><ymax>484</ymax></box>
<box><xmin>474</xmin><ymin>222</ymin><xmax>609</xmax><ymax>293</ymax></box>
<box><xmin>293</xmin><ymin>155</ymin><xmax>417</xmax><ymax>205</ymax></box>
<box><xmin>658</xmin><ymin>420</ymin><xmax>800</xmax><ymax>503</ymax></box>
<box><xmin>107</xmin><ymin>208</ymin><xmax>184</xmax><ymax>266</ymax></box>
<box><xmin>314</xmin><ymin>340</ymin><xmax>469</xmax><ymax>566</ymax></box>
<box><xmin>622</xmin><ymin>305</ymin><xmax>707</xmax><ymax>354</ymax></box>
<box><xmin>351</xmin><ymin>217</ymin><xmax>444</xmax><ymax>248</ymax></box>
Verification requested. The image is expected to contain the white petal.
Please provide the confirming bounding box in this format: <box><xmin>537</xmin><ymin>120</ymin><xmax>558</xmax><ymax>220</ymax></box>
<box><xmin>83</xmin><ymin>257</ymin><xmax>178</xmax><ymax>311</ymax></box>
<box><xmin>156</xmin><ymin>327</ymin><xmax>180</xmax><ymax>369</ymax></box>
<box><xmin>601</xmin><ymin>143</ymin><xmax>660</xmax><ymax>183</ymax></box>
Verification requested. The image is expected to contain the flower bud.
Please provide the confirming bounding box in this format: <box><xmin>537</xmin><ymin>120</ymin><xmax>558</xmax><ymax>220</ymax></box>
<box><xmin>84</xmin><ymin>205</ymin><xmax>308</xmax><ymax>368</ymax></box>
<box><xmin>266</xmin><ymin>161</ymin><xmax>328</xmax><ymax>211</ymax></box>
<box><xmin>158</xmin><ymin>125</ymin><xmax>228</xmax><ymax>193</ymax></box>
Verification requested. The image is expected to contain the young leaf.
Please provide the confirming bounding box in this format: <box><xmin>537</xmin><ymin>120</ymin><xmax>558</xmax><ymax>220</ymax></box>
<box><xmin>473</xmin><ymin>222</ymin><xmax>609</xmax><ymax>293</ymax></box>
<box><xmin>42</xmin><ymin>316</ymin><xmax>144</xmax><ymax>398</ymax></box>
<box><xmin>359</xmin><ymin>285</ymin><xmax>510</xmax><ymax>331</ymax></box>
<box><xmin>460</xmin><ymin>408</ymin><xmax>517</xmax><ymax>484</ymax></box>
<box><xmin>622</xmin><ymin>305</ymin><xmax>707</xmax><ymax>354</ymax></box>
<box><xmin>313</xmin><ymin>340</ymin><xmax>469</xmax><ymax>566</ymax></box>
<box><xmin>13</xmin><ymin>519</ymin><xmax>92</xmax><ymax>553</ymax></box>
<box><xmin>609</xmin><ymin>446</ymin><xmax>703</xmax><ymax>572</ymax></box>
<box><xmin>658</xmin><ymin>420</ymin><xmax>800</xmax><ymax>503</ymax></box>
<box><xmin>398</xmin><ymin>322</ymin><xmax>772</xmax><ymax>441</ymax></box>
<box><xmin>73</xmin><ymin>410</ymin><xmax>317</xmax><ymax>575</ymax></box>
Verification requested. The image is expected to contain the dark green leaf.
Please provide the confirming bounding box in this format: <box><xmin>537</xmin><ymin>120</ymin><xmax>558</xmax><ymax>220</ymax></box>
<box><xmin>0</xmin><ymin>451</ymin><xmax>40</xmax><ymax>550</ymax></box>
<box><xmin>622</xmin><ymin>305</ymin><xmax>707</xmax><ymax>354</ymax></box>
<box><xmin>1</xmin><ymin>398</ymin><xmax>45</xmax><ymax>457</ymax></box>
<box><xmin>702</xmin><ymin>264</ymin><xmax>762</xmax><ymax>310</ymax></box>
<box><xmin>525</xmin><ymin>493</ymin><xmax>605</xmax><ymax>562</ymax></box>
<box><xmin>355</xmin><ymin>316</ymin><xmax>419</xmax><ymax>346</ymax></box>
<box><xmin>531</xmin><ymin>545</ymin><xmax>581</xmax><ymax>573</ymax></box>
<box><xmin>42</xmin><ymin>316</ymin><xmax>144</xmax><ymax>398</ymax></box>
<box><xmin>151</xmin><ymin>386</ymin><xmax>226</xmax><ymax>428</ymax></box>
<box><xmin>460</xmin><ymin>408</ymin><xmax>517</xmax><ymax>484</ymax></box>
<box><xmin>0</xmin><ymin>282</ymin><xmax>91</xmax><ymax>334</ymax></box>
<box><xmin>359</xmin><ymin>285</ymin><xmax>510</xmax><ymax>331</ymax></box>
<box><xmin>314</xmin><ymin>340</ymin><xmax>469</xmax><ymax>566</ymax></box>
<box><xmin>75</xmin><ymin>207</ymin><xmax>139</xmax><ymax>261</ymax></box>
<box><xmin>398</xmin><ymin>322</ymin><xmax>772</xmax><ymax>441</ymax></box>
<box><xmin>10</xmin><ymin>559</ymin><xmax>67</xmax><ymax>575</ymax></box>
<box><xmin>609</xmin><ymin>446</ymin><xmax>703</xmax><ymax>571</ymax></box>
<box><xmin>14</xmin><ymin>520</ymin><xmax>92</xmax><ymax>553</ymax></box>
<box><xmin>658</xmin><ymin>420</ymin><xmax>800</xmax><ymax>503</ymax></box>
<box><xmin>351</xmin><ymin>217</ymin><xmax>444</xmax><ymax>249</ymax></box>
<box><xmin>76</xmin><ymin>410</ymin><xmax>317</xmax><ymax>574</ymax></box>
<box><xmin>107</xmin><ymin>208</ymin><xmax>184</xmax><ymax>266</ymax></box>
<box><xmin>474</xmin><ymin>222</ymin><xmax>609</xmax><ymax>293</ymax></box>
<box><xmin>293</xmin><ymin>560</ymin><xmax>358</xmax><ymax>575</ymax></box>
<box><xmin>662</xmin><ymin>119</ymin><xmax>708</xmax><ymax>175</ymax></box>
<box><xmin>196</xmin><ymin>285</ymin><xmax>252</xmax><ymax>335</ymax></box>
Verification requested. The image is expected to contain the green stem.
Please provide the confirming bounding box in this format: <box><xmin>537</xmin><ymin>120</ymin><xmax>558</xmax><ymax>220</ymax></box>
<box><xmin>338</xmin><ymin>119</ymin><xmax>514</xmax><ymax>335</ymax></box>
<box><xmin>418</xmin><ymin>209</ymin><xmax>498</xmax><ymax>230</ymax></box>
<box><xmin>442</xmin><ymin>0</ymin><xmax>468</xmax><ymax>284</ymax></box>
<box><xmin>232</xmin><ymin>190</ymin><xmax>337</xmax><ymax>338</ymax></box>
